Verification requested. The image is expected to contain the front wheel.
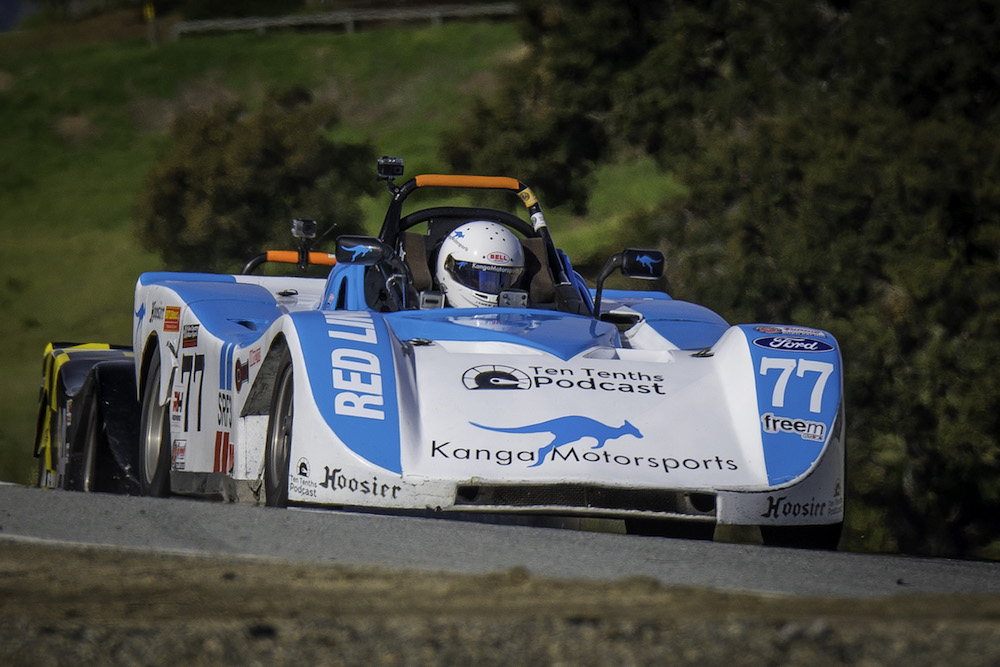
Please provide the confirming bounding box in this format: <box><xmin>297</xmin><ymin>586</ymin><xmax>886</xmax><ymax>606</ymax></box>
<box><xmin>139</xmin><ymin>351</ymin><xmax>171</xmax><ymax>497</ymax></box>
<box><xmin>264</xmin><ymin>351</ymin><xmax>294</xmax><ymax>507</ymax></box>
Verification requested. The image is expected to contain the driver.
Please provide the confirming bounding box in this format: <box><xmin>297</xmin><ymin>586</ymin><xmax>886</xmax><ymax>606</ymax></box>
<box><xmin>435</xmin><ymin>221</ymin><xmax>525</xmax><ymax>307</ymax></box>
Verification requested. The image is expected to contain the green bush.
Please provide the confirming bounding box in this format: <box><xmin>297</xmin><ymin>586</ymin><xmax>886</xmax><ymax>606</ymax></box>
<box><xmin>135</xmin><ymin>87</ymin><xmax>378</xmax><ymax>271</ymax></box>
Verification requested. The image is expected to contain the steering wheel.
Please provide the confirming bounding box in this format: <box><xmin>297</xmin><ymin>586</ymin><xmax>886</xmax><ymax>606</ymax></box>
<box><xmin>398</xmin><ymin>206</ymin><xmax>537</xmax><ymax>239</ymax></box>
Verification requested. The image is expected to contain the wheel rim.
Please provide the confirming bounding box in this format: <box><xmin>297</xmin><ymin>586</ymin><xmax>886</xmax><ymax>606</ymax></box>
<box><xmin>267</xmin><ymin>365</ymin><xmax>293</xmax><ymax>494</ymax></box>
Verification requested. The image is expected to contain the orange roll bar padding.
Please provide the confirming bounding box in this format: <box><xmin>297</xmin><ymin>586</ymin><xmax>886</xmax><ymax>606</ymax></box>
<box><xmin>265</xmin><ymin>250</ymin><xmax>337</xmax><ymax>266</ymax></box>
<box><xmin>414</xmin><ymin>174</ymin><xmax>523</xmax><ymax>192</ymax></box>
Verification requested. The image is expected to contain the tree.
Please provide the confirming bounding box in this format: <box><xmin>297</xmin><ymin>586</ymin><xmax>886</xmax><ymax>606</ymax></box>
<box><xmin>136</xmin><ymin>87</ymin><xmax>377</xmax><ymax>271</ymax></box>
<box><xmin>448</xmin><ymin>0</ymin><xmax>1000</xmax><ymax>555</ymax></box>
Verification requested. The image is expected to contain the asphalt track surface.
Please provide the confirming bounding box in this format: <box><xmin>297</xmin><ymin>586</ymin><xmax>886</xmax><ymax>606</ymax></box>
<box><xmin>2</xmin><ymin>483</ymin><xmax>999</xmax><ymax>598</ymax></box>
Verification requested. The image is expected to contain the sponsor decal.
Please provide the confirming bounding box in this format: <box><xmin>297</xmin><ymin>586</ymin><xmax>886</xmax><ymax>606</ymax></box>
<box><xmin>754</xmin><ymin>325</ymin><xmax>827</xmax><ymax>338</ymax></box>
<box><xmin>634</xmin><ymin>253</ymin><xmax>662</xmax><ymax>275</ymax></box>
<box><xmin>430</xmin><ymin>440</ymin><xmax>738</xmax><ymax>473</ymax></box>
<box><xmin>340</xmin><ymin>243</ymin><xmax>374</xmax><ymax>261</ymax></box>
<box><xmin>327</xmin><ymin>311</ymin><xmax>384</xmax><ymax>419</ymax></box>
<box><xmin>290</xmin><ymin>476</ymin><xmax>318</xmax><ymax>498</ymax></box>
<box><xmin>449</xmin><ymin>230</ymin><xmax>469</xmax><ymax>251</ymax></box>
<box><xmin>149</xmin><ymin>301</ymin><xmax>164</xmax><ymax>323</ymax></box>
<box><xmin>235</xmin><ymin>357</ymin><xmax>250</xmax><ymax>392</ymax></box>
<box><xmin>488</xmin><ymin>251</ymin><xmax>511</xmax><ymax>264</ymax></box>
<box><xmin>747</xmin><ymin>326</ymin><xmax>841</xmax><ymax>486</ymax></box>
<box><xmin>296</xmin><ymin>458</ymin><xmax>310</xmax><ymax>477</ymax></box>
<box><xmin>463</xmin><ymin>365</ymin><xmax>531</xmax><ymax>390</ymax></box>
<box><xmin>217</xmin><ymin>391</ymin><xmax>232</xmax><ymax>428</ymax></box>
<box><xmin>164</xmin><ymin>306</ymin><xmax>181</xmax><ymax>332</ymax></box>
<box><xmin>171</xmin><ymin>391</ymin><xmax>183</xmax><ymax>427</ymax></box>
<box><xmin>829</xmin><ymin>479</ymin><xmax>845</xmax><ymax>515</ymax></box>
<box><xmin>302</xmin><ymin>309</ymin><xmax>400</xmax><ymax>473</ymax></box>
<box><xmin>289</xmin><ymin>459</ymin><xmax>317</xmax><ymax>498</ymax></box>
<box><xmin>761</xmin><ymin>412</ymin><xmax>826</xmax><ymax>442</ymax></box>
<box><xmin>182</xmin><ymin>324</ymin><xmax>199</xmax><ymax>348</ymax></box>
<box><xmin>171</xmin><ymin>439</ymin><xmax>186</xmax><ymax>470</ymax></box>
<box><xmin>213</xmin><ymin>431</ymin><xmax>233</xmax><ymax>474</ymax></box>
<box><xmin>529</xmin><ymin>366</ymin><xmax>666</xmax><ymax>394</ymax></box>
<box><xmin>760</xmin><ymin>495</ymin><xmax>830</xmax><ymax>520</ymax></box>
<box><xmin>458</xmin><ymin>260</ymin><xmax>521</xmax><ymax>276</ymax></box>
<box><xmin>319</xmin><ymin>466</ymin><xmax>402</xmax><ymax>499</ymax></box>
<box><xmin>465</xmin><ymin>364</ymin><xmax>667</xmax><ymax>395</ymax></box>
<box><xmin>753</xmin><ymin>336</ymin><xmax>834</xmax><ymax>353</ymax></box>
<box><xmin>134</xmin><ymin>302</ymin><xmax>146</xmax><ymax>339</ymax></box>
<box><xmin>470</xmin><ymin>415</ymin><xmax>642</xmax><ymax>467</ymax></box>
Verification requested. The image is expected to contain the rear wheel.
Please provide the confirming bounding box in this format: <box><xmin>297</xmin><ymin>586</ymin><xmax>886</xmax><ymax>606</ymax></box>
<box><xmin>74</xmin><ymin>382</ymin><xmax>101</xmax><ymax>492</ymax></box>
<box><xmin>139</xmin><ymin>351</ymin><xmax>171</xmax><ymax>497</ymax></box>
<box><xmin>60</xmin><ymin>373</ymin><xmax>99</xmax><ymax>492</ymax></box>
<box><xmin>264</xmin><ymin>352</ymin><xmax>294</xmax><ymax>507</ymax></box>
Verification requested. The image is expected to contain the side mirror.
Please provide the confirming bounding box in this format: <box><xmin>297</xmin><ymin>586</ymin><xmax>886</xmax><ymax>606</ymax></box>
<box><xmin>592</xmin><ymin>248</ymin><xmax>665</xmax><ymax>318</ymax></box>
<box><xmin>620</xmin><ymin>248</ymin><xmax>664</xmax><ymax>280</ymax></box>
<box><xmin>335</xmin><ymin>236</ymin><xmax>394</xmax><ymax>266</ymax></box>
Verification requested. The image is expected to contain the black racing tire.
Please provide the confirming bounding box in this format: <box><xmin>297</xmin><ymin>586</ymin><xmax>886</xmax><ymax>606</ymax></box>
<box><xmin>760</xmin><ymin>522</ymin><xmax>843</xmax><ymax>550</ymax></box>
<box><xmin>139</xmin><ymin>351</ymin><xmax>171</xmax><ymax>497</ymax></box>
<box><xmin>62</xmin><ymin>373</ymin><xmax>98</xmax><ymax>492</ymax></box>
<box><xmin>73</xmin><ymin>379</ymin><xmax>102</xmax><ymax>492</ymax></box>
<box><xmin>264</xmin><ymin>350</ymin><xmax>294</xmax><ymax>508</ymax></box>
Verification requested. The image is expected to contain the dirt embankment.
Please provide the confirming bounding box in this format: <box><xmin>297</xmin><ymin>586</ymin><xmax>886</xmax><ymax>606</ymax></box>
<box><xmin>2</xmin><ymin>540</ymin><xmax>1000</xmax><ymax>665</ymax></box>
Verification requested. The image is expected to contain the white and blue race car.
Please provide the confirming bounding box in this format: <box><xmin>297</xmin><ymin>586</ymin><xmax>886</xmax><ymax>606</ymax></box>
<box><xmin>35</xmin><ymin>159</ymin><xmax>845</xmax><ymax>548</ymax></box>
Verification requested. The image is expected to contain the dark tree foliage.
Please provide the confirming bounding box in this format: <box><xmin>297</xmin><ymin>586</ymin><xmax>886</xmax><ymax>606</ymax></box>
<box><xmin>136</xmin><ymin>88</ymin><xmax>377</xmax><ymax>272</ymax></box>
<box><xmin>450</xmin><ymin>0</ymin><xmax>1000</xmax><ymax>556</ymax></box>
<box><xmin>443</xmin><ymin>1</ymin><xmax>668</xmax><ymax>209</ymax></box>
<box><xmin>663</xmin><ymin>102</ymin><xmax>1000</xmax><ymax>556</ymax></box>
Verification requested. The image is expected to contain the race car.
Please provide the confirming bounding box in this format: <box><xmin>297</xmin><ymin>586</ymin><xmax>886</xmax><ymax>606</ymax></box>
<box><xmin>34</xmin><ymin>158</ymin><xmax>845</xmax><ymax>549</ymax></box>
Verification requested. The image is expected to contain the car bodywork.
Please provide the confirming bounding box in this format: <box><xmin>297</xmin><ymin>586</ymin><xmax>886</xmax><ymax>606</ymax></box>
<box><xmin>34</xmin><ymin>343</ymin><xmax>137</xmax><ymax>492</ymax></box>
<box><xmin>35</xmin><ymin>163</ymin><xmax>845</xmax><ymax>548</ymax></box>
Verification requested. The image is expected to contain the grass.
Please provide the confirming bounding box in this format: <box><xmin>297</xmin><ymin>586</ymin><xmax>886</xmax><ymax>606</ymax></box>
<box><xmin>0</xmin><ymin>13</ymin><xmax>682</xmax><ymax>484</ymax></box>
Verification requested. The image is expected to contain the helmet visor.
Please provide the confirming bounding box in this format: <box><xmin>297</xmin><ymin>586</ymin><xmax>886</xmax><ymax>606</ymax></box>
<box><xmin>446</xmin><ymin>258</ymin><xmax>521</xmax><ymax>295</ymax></box>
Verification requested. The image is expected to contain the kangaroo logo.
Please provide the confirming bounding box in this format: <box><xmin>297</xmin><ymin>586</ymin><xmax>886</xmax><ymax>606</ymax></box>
<box><xmin>636</xmin><ymin>254</ymin><xmax>662</xmax><ymax>274</ymax></box>
<box><xmin>342</xmin><ymin>244</ymin><xmax>372</xmax><ymax>261</ymax></box>
<box><xmin>471</xmin><ymin>416</ymin><xmax>643</xmax><ymax>467</ymax></box>
<box><xmin>134</xmin><ymin>302</ymin><xmax>146</xmax><ymax>338</ymax></box>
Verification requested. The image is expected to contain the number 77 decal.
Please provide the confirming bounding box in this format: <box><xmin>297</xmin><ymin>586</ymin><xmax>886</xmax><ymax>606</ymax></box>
<box><xmin>759</xmin><ymin>357</ymin><xmax>834</xmax><ymax>413</ymax></box>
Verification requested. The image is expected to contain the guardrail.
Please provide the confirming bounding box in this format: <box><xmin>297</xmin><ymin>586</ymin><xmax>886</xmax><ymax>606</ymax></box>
<box><xmin>170</xmin><ymin>3</ymin><xmax>518</xmax><ymax>40</ymax></box>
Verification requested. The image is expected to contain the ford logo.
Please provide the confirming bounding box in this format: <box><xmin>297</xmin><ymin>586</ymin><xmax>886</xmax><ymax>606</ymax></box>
<box><xmin>753</xmin><ymin>336</ymin><xmax>835</xmax><ymax>353</ymax></box>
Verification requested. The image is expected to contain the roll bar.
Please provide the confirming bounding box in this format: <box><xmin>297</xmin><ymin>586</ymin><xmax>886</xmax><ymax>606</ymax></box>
<box><xmin>376</xmin><ymin>160</ymin><xmax>566</xmax><ymax>283</ymax></box>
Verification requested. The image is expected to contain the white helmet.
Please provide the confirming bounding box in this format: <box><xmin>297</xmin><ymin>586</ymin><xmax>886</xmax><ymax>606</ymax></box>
<box><xmin>436</xmin><ymin>221</ymin><xmax>525</xmax><ymax>308</ymax></box>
